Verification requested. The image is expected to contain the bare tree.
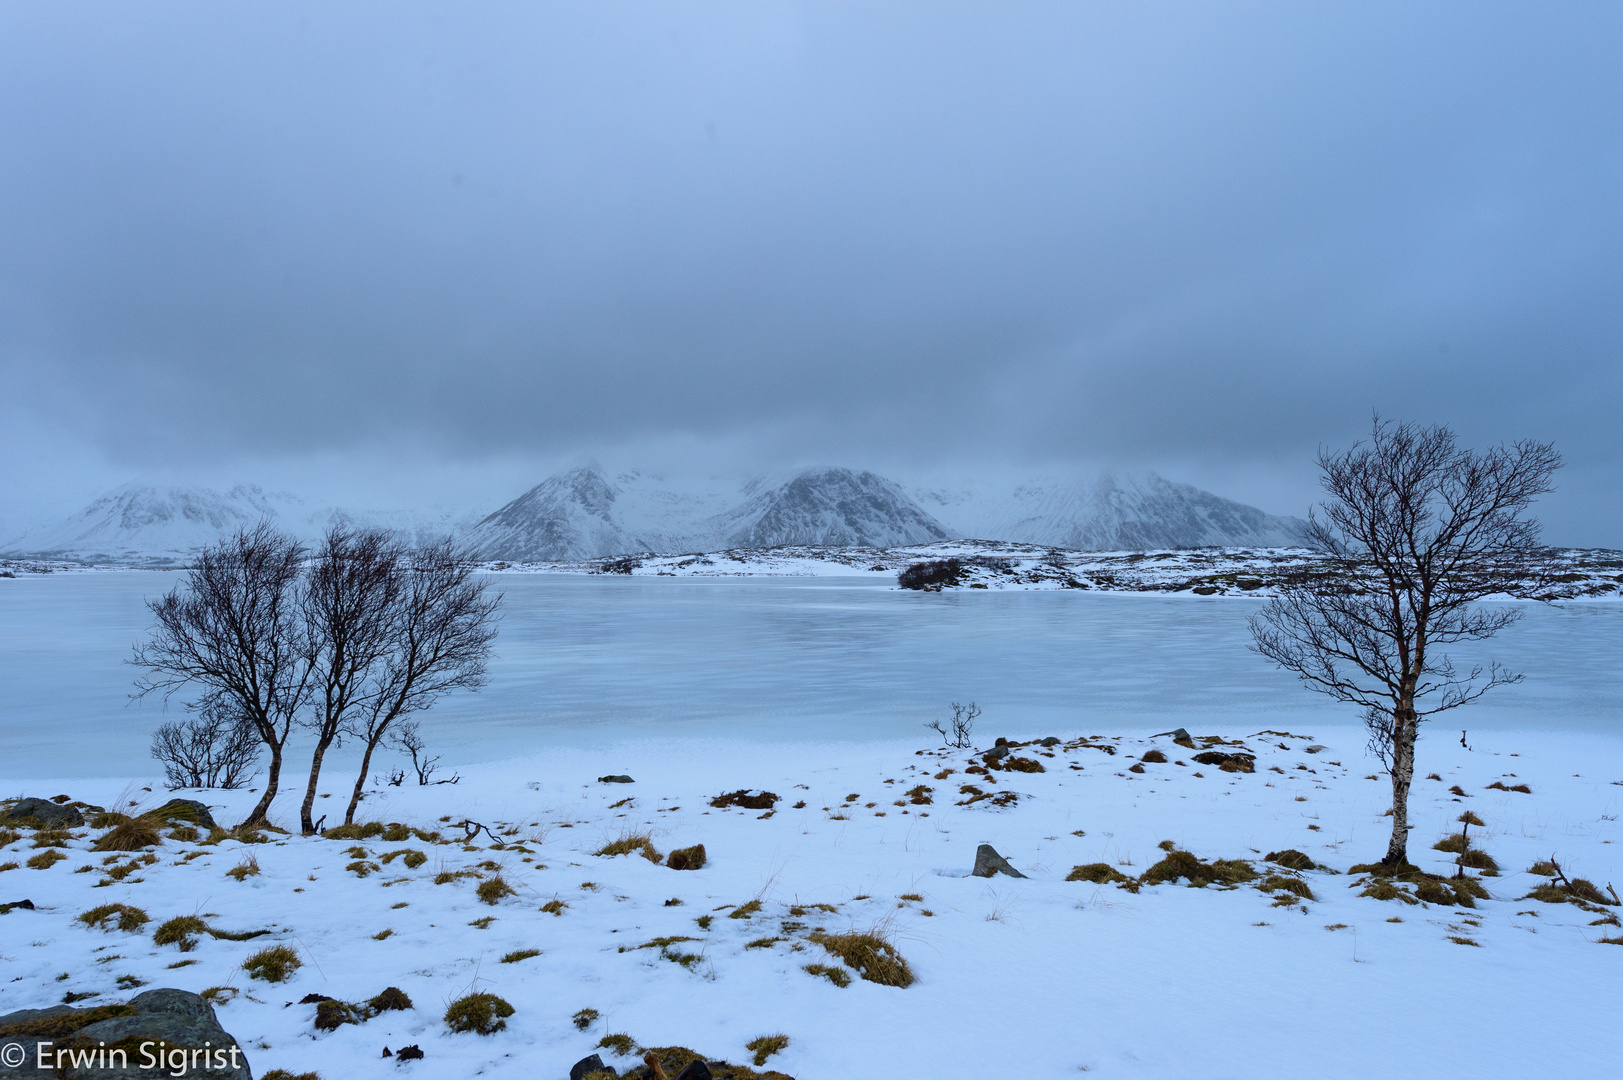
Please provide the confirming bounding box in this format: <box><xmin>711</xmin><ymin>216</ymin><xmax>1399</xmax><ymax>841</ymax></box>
<box><xmin>1249</xmin><ymin>418</ymin><xmax>1564</xmax><ymax>868</ymax></box>
<box><xmin>925</xmin><ymin>701</ymin><xmax>979</xmax><ymax>749</ymax></box>
<box><xmin>150</xmin><ymin>702</ymin><xmax>262</xmax><ymax>790</ymax></box>
<box><xmin>295</xmin><ymin>527</ymin><xmax>404</xmax><ymax>834</ymax></box>
<box><xmin>390</xmin><ymin>719</ymin><xmax>460</xmax><ymax>785</ymax></box>
<box><xmin>341</xmin><ymin>540</ymin><xmax>500</xmax><ymax>824</ymax></box>
<box><xmin>132</xmin><ymin>523</ymin><xmax>311</xmax><ymax>828</ymax></box>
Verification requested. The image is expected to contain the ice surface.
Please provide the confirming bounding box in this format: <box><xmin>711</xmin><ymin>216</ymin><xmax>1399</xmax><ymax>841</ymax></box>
<box><xmin>1</xmin><ymin>573</ymin><xmax>1620</xmax><ymax>779</ymax></box>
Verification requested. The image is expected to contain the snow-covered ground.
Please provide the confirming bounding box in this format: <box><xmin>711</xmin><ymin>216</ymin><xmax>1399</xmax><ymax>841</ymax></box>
<box><xmin>2</xmin><ymin>574</ymin><xmax>1620</xmax><ymax>1078</ymax></box>
<box><xmin>3</xmin><ymin>729</ymin><xmax>1620</xmax><ymax>1079</ymax></box>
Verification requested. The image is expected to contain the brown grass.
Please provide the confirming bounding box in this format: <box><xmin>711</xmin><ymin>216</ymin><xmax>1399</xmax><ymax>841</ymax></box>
<box><xmin>77</xmin><ymin>903</ymin><xmax>150</xmax><ymax>932</ymax></box>
<box><xmin>227</xmin><ymin>855</ymin><xmax>261</xmax><ymax>881</ymax></box>
<box><xmin>444</xmin><ymin>992</ymin><xmax>514</xmax><ymax>1036</ymax></box>
<box><xmin>709</xmin><ymin>790</ymin><xmax>780</xmax><ymax>810</ymax></box>
<box><xmin>243</xmin><ymin>944</ymin><xmax>302</xmax><ymax>983</ymax></box>
<box><xmin>1485</xmin><ymin>781</ymin><xmax>1532</xmax><ymax>794</ymax></box>
<box><xmin>808</xmin><ymin>928</ymin><xmax>915</xmax><ymax>988</ymax></box>
<box><xmin>665</xmin><ymin>844</ymin><xmax>707</xmax><ymax>871</ymax></box>
<box><xmin>26</xmin><ymin>850</ymin><xmax>67</xmax><ymax>870</ymax></box>
<box><xmin>1066</xmin><ymin>863</ymin><xmax>1130</xmax><ymax>885</ymax></box>
<box><xmin>476</xmin><ymin>875</ymin><xmax>517</xmax><ymax>905</ymax></box>
<box><xmin>802</xmin><ymin>963</ymin><xmax>851</xmax><ymax>988</ymax></box>
<box><xmin>93</xmin><ymin>817</ymin><xmax>163</xmax><ymax>852</ymax></box>
<box><xmin>746</xmin><ymin>1034</ymin><xmax>790</xmax><ymax>1066</ymax></box>
<box><xmin>595</xmin><ymin>831</ymin><xmax>661</xmax><ymax>863</ymax></box>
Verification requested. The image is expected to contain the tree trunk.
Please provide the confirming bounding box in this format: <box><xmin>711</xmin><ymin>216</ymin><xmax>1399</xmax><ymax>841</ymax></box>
<box><xmin>344</xmin><ymin>732</ymin><xmax>386</xmax><ymax>826</ymax></box>
<box><xmin>299</xmin><ymin>737</ymin><xmax>334</xmax><ymax>835</ymax></box>
<box><xmin>1382</xmin><ymin>703</ymin><xmax>1417</xmax><ymax>867</ymax></box>
<box><xmin>240</xmin><ymin>743</ymin><xmax>282</xmax><ymax>829</ymax></box>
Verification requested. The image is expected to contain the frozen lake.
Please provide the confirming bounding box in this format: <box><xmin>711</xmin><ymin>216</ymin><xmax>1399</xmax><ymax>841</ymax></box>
<box><xmin>1</xmin><ymin>572</ymin><xmax>1620</xmax><ymax>778</ymax></box>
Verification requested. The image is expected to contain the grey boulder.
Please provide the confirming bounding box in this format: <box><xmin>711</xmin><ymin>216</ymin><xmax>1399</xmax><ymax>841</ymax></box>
<box><xmin>571</xmin><ymin>1052</ymin><xmax>613</xmax><ymax>1079</ymax></box>
<box><xmin>597</xmin><ymin>775</ymin><xmax>635</xmax><ymax>784</ymax></box>
<box><xmin>0</xmin><ymin>798</ymin><xmax>83</xmax><ymax>829</ymax></box>
<box><xmin>147</xmin><ymin>799</ymin><xmax>217</xmax><ymax>830</ymax></box>
<box><xmin>971</xmin><ymin>843</ymin><xmax>1028</xmax><ymax>879</ymax></box>
<box><xmin>1</xmin><ymin>988</ymin><xmax>250</xmax><ymax>1079</ymax></box>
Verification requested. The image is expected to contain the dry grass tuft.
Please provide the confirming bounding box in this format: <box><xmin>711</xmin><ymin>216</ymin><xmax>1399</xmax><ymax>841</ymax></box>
<box><xmin>572</xmin><ymin>1007</ymin><xmax>600</xmax><ymax>1030</ymax></box>
<box><xmin>26</xmin><ymin>850</ymin><xmax>67</xmax><ymax>870</ymax></box>
<box><xmin>746</xmin><ymin>1034</ymin><xmax>790</xmax><ymax>1067</ymax></box>
<box><xmin>802</xmin><ymin>963</ymin><xmax>851</xmax><ymax>988</ymax></box>
<box><xmin>227</xmin><ymin>855</ymin><xmax>261</xmax><ymax>881</ymax></box>
<box><xmin>444</xmin><ymin>992</ymin><xmax>514</xmax><ymax>1036</ymax></box>
<box><xmin>595</xmin><ymin>831</ymin><xmax>661</xmax><ymax>863</ymax></box>
<box><xmin>476</xmin><ymin>875</ymin><xmax>517</xmax><ymax>905</ymax></box>
<box><xmin>728</xmin><ymin>899</ymin><xmax>762</xmax><ymax>920</ymax></box>
<box><xmin>369</xmin><ymin>986</ymin><xmax>412</xmax><ymax>1012</ymax></box>
<box><xmin>709</xmin><ymin>790</ymin><xmax>780</xmax><ymax>811</ymax></box>
<box><xmin>77</xmin><ymin>903</ymin><xmax>150</xmax><ymax>932</ymax></box>
<box><xmin>1484</xmin><ymin>781</ymin><xmax>1532</xmax><ymax>794</ymax></box>
<box><xmin>93</xmin><ymin>817</ymin><xmax>163</xmax><ymax>852</ymax></box>
<box><xmin>1264</xmin><ymin>849</ymin><xmax>1316</xmax><ymax>871</ymax></box>
<box><xmin>597</xmin><ymin>1033</ymin><xmax>638</xmax><ymax>1056</ymax></box>
<box><xmin>1141</xmin><ymin>849</ymin><xmax>1256</xmax><ymax>888</ymax></box>
<box><xmin>243</xmin><ymin>944</ymin><xmax>302</xmax><ymax>983</ymax></box>
<box><xmin>540</xmin><ymin>897</ymin><xmax>568</xmax><ymax>916</ymax></box>
<box><xmin>808</xmin><ymin>928</ymin><xmax>915</xmax><ymax>988</ymax></box>
<box><xmin>153</xmin><ymin>915</ymin><xmax>209</xmax><ymax>949</ymax></box>
<box><xmin>501</xmin><ymin>948</ymin><xmax>543</xmax><ymax>964</ymax></box>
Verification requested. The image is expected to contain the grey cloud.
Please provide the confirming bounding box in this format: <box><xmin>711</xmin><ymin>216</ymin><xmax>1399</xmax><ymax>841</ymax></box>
<box><xmin>1</xmin><ymin>2</ymin><xmax>1619</xmax><ymax>542</ymax></box>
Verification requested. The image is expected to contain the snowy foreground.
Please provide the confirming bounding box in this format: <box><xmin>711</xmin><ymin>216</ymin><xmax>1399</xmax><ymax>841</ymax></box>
<box><xmin>4</xmin><ymin>728</ymin><xmax>1621</xmax><ymax>1079</ymax></box>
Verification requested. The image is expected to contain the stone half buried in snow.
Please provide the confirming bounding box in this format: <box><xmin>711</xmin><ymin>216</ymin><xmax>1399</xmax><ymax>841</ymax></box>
<box><xmin>0</xmin><ymin>988</ymin><xmax>251</xmax><ymax>1079</ymax></box>
<box><xmin>971</xmin><ymin>843</ymin><xmax>1028</xmax><ymax>879</ymax></box>
<box><xmin>0</xmin><ymin>797</ymin><xmax>84</xmax><ymax>829</ymax></box>
<box><xmin>598</xmin><ymin>775</ymin><xmax>635</xmax><ymax>784</ymax></box>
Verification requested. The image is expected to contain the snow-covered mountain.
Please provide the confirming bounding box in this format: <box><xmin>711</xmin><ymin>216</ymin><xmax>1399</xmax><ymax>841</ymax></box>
<box><xmin>1</xmin><ymin>483</ymin><xmax>475</xmax><ymax>566</ymax></box>
<box><xmin>465</xmin><ymin>466</ymin><xmax>950</xmax><ymax>561</ymax></box>
<box><xmin>913</xmin><ymin>473</ymin><xmax>1307</xmax><ymax>550</ymax></box>
<box><xmin>2</xmin><ymin>467</ymin><xmax>1306</xmax><ymax>566</ymax></box>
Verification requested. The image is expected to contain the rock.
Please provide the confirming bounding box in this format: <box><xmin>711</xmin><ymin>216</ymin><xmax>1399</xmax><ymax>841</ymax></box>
<box><xmin>1</xmin><ymin>900</ymin><xmax>34</xmax><ymax>912</ymax></box>
<box><xmin>298</xmin><ymin>993</ymin><xmax>335</xmax><ymax>1004</ymax></box>
<box><xmin>674</xmin><ymin>1060</ymin><xmax>714</xmax><ymax>1080</ymax></box>
<box><xmin>971</xmin><ymin>843</ymin><xmax>1028</xmax><ymax>879</ymax></box>
<box><xmin>1</xmin><ymin>988</ymin><xmax>250</xmax><ymax>1079</ymax></box>
<box><xmin>396</xmin><ymin>1043</ymin><xmax>425</xmax><ymax>1061</ymax></box>
<box><xmin>982</xmin><ymin>745</ymin><xmax>1011</xmax><ymax>762</ymax></box>
<box><xmin>0</xmin><ymin>797</ymin><xmax>84</xmax><ymax>829</ymax></box>
<box><xmin>1304</xmin><ymin>744</ymin><xmax>1327</xmax><ymax>754</ymax></box>
<box><xmin>571</xmin><ymin>1052</ymin><xmax>613</xmax><ymax>1079</ymax></box>
<box><xmin>598</xmin><ymin>775</ymin><xmax>635</xmax><ymax>784</ymax></box>
<box><xmin>1151</xmin><ymin>728</ymin><xmax>1192</xmax><ymax>744</ymax></box>
<box><xmin>1039</xmin><ymin>736</ymin><xmax>1061</xmax><ymax>747</ymax></box>
<box><xmin>1191</xmin><ymin>750</ymin><xmax>1255</xmax><ymax>773</ymax></box>
<box><xmin>146</xmin><ymin>798</ymin><xmax>217</xmax><ymax>829</ymax></box>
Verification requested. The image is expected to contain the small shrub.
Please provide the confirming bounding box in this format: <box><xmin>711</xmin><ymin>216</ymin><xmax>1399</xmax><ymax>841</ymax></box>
<box><xmin>370</xmin><ymin>987</ymin><xmax>412</xmax><ymax>1012</ymax></box>
<box><xmin>594</xmin><ymin>832</ymin><xmax>661</xmax><ymax>863</ymax></box>
<box><xmin>314</xmin><ymin>999</ymin><xmax>364</xmax><ymax>1032</ymax></box>
<box><xmin>808</xmin><ymin>929</ymin><xmax>915</xmax><ymax>988</ymax></box>
<box><xmin>665</xmin><ymin>844</ymin><xmax>706</xmax><ymax>871</ymax></box>
<box><xmin>803</xmin><ymin>963</ymin><xmax>851</xmax><ymax>988</ymax></box>
<box><xmin>746</xmin><ymin>1034</ymin><xmax>790</xmax><ymax>1067</ymax></box>
<box><xmin>93</xmin><ymin>818</ymin><xmax>163</xmax><ymax>852</ymax></box>
<box><xmin>476</xmin><ymin>875</ymin><xmax>517</xmax><ymax>905</ymax></box>
<box><xmin>243</xmin><ymin>944</ymin><xmax>302</xmax><ymax>983</ymax></box>
<box><xmin>501</xmin><ymin>948</ymin><xmax>543</xmax><ymax>964</ymax></box>
<box><xmin>26</xmin><ymin>850</ymin><xmax>67</xmax><ymax>870</ymax></box>
<box><xmin>153</xmin><ymin>915</ymin><xmax>209</xmax><ymax>949</ymax></box>
<box><xmin>1066</xmin><ymin>863</ymin><xmax>1130</xmax><ymax>885</ymax></box>
<box><xmin>598</xmin><ymin>1033</ymin><xmax>638</xmax><ymax>1056</ymax></box>
<box><xmin>227</xmin><ymin>856</ymin><xmax>261</xmax><ymax>881</ymax></box>
<box><xmin>1265</xmin><ymin>849</ymin><xmax>1316</xmax><ymax>871</ymax></box>
<box><xmin>77</xmin><ymin>904</ymin><xmax>150</xmax><ymax>932</ymax></box>
<box><xmin>897</xmin><ymin>559</ymin><xmax>962</xmax><ymax>590</ymax></box>
<box><xmin>444</xmin><ymin>992</ymin><xmax>514</xmax><ymax>1036</ymax></box>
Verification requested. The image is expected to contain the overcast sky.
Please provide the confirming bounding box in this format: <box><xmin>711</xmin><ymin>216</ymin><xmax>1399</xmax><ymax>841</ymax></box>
<box><xmin>2</xmin><ymin>2</ymin><xmax>1619</xmax><ymax>543</ymax></box>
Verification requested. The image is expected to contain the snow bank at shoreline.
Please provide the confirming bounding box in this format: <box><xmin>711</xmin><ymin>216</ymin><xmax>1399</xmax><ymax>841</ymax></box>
<box><xmin>4</xmin><ymin>727</ymin><xmax>1620</xmax><ymax>1078</ymax></box>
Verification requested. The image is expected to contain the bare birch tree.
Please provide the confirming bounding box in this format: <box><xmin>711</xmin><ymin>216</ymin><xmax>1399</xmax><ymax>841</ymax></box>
<box><xmin>1249</xmin><ymin>418</ymin><xmax>1563</xmax><ymax>868</ymax></box>
<box><xmin>340</xmin><ymin>539</ymin><xmax>500</xmax><ymax>825</ymax></box>
<box><xmin>132</xmin><ymin>523</ymin><xmax>311</xmax><ymax>828</ymax></box>
<box><xmin>295</xmin><ymin>527</ymin><xmax>404</xmax><ymax>834</ymax></box>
